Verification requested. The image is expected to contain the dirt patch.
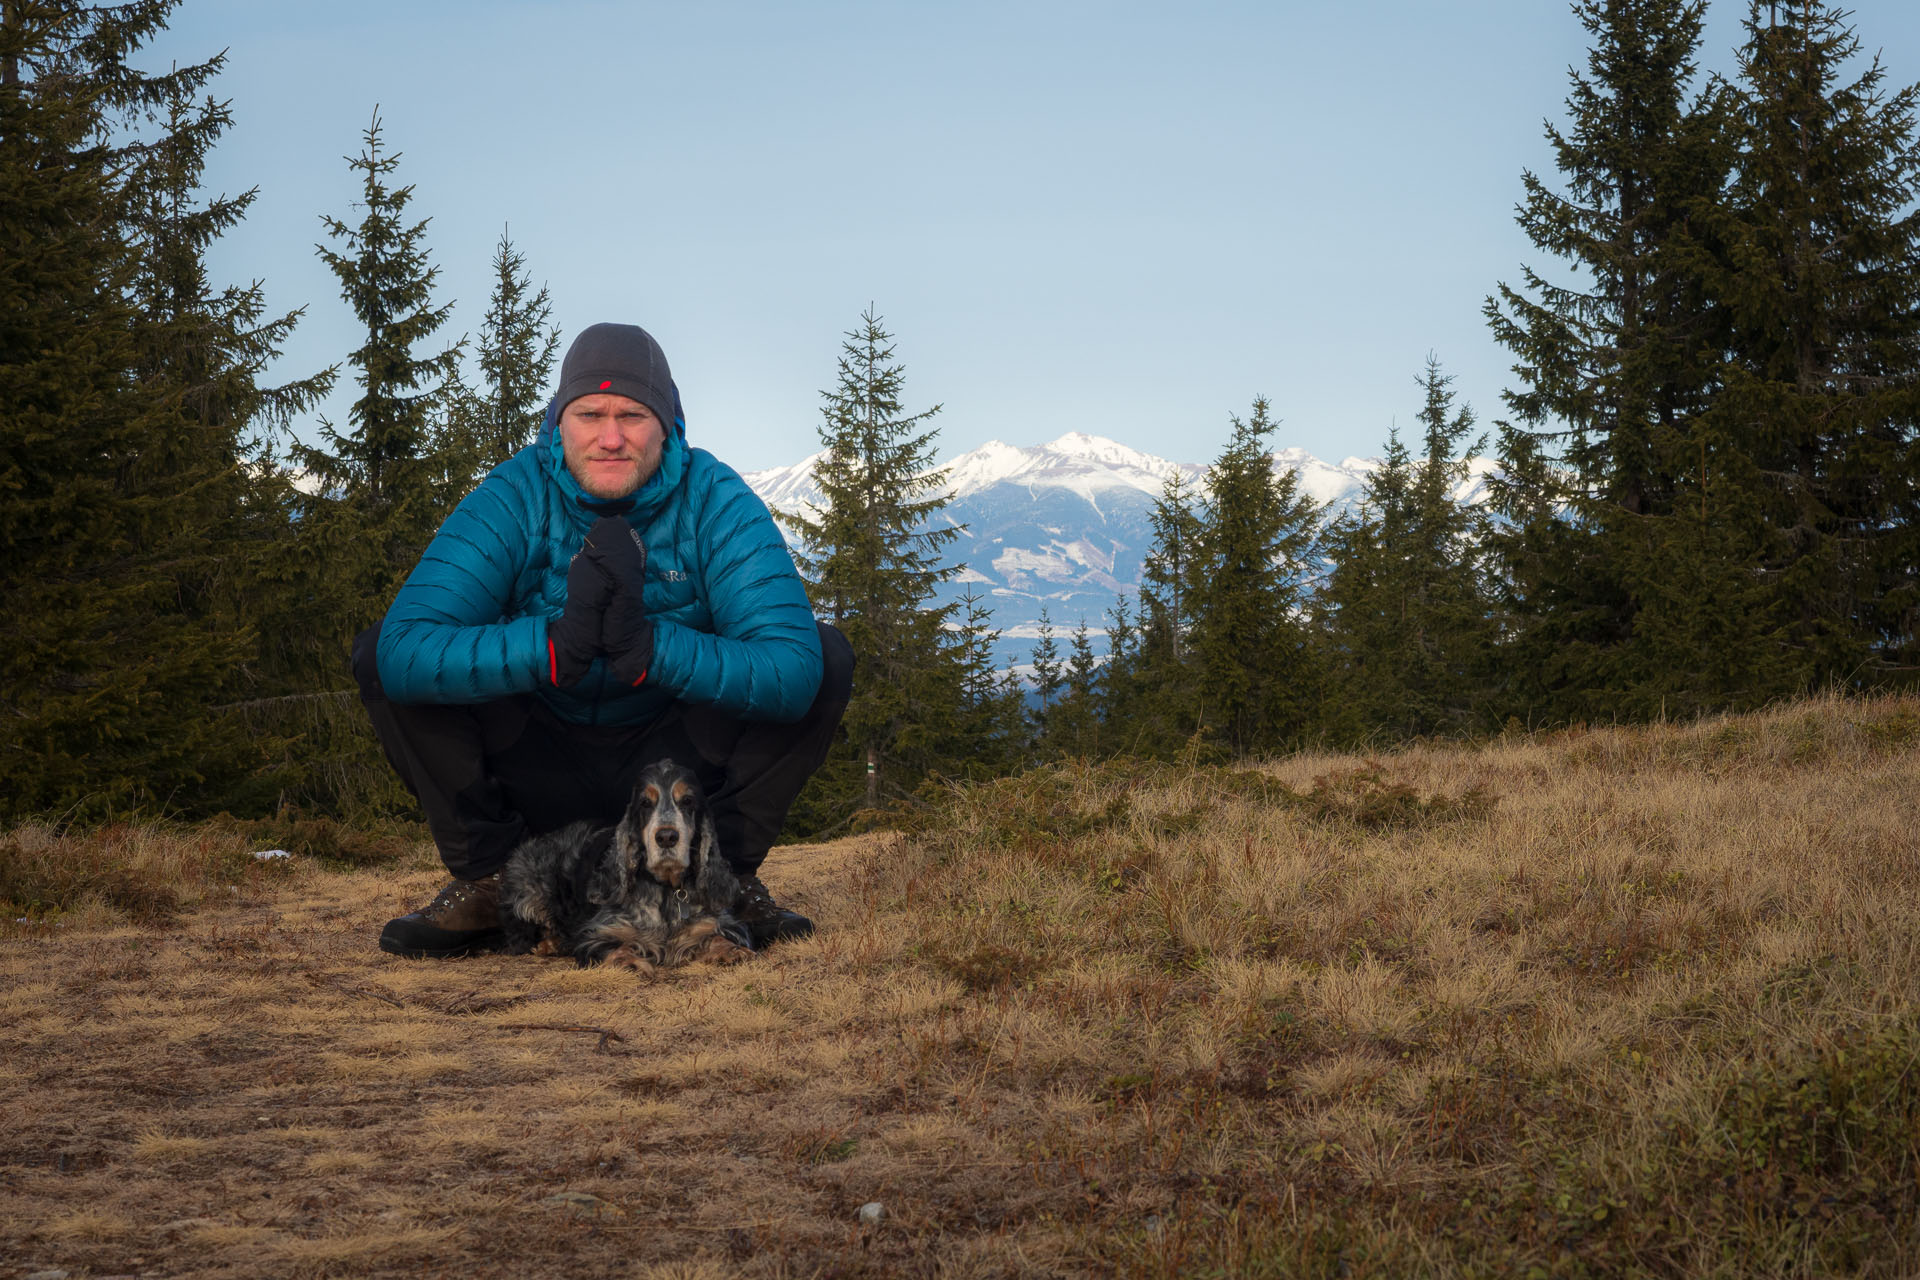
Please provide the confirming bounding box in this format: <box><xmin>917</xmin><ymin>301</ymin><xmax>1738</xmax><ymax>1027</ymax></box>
<box><xmin>2</xmin><ymin>835</ymin><xmax>1064</xmax><ymax>1279</ymax></box>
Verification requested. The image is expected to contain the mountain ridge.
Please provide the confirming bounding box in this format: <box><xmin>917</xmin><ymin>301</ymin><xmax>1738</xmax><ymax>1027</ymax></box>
<box><xmin>743</xmin><ymin>433</ymin><xmax>1496</xmax><ymax>659</ymax></box>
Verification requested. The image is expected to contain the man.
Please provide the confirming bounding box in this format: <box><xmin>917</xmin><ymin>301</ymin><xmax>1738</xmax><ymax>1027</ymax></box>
<box><xmin>353</xmin><ymin>322</ymin><xmax>852</xmax><ymax>958</ymax></box>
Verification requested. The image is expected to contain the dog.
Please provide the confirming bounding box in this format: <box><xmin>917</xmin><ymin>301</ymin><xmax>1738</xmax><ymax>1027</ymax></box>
<box><xmin>499</xmin><ymin>759</ymin><xmax>754</xmax><ymax>974</ymax></box>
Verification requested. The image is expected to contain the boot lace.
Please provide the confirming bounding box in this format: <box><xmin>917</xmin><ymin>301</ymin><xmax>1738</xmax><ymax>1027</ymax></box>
<box><xmin>737</xmin><ymin>875</ymin><xmax>778</xmax><ymax>914</ymax></box>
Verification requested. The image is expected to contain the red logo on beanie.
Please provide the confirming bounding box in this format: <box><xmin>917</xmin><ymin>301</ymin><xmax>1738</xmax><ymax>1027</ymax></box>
<box><xmin>598</xmin><ymin>380</ymin><xmax>612</xmax><ymax>390</ymax></box>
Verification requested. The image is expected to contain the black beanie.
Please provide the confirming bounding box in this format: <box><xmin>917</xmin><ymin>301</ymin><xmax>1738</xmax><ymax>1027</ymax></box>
<box><xmin>555</xmin><ymin>323</ymin><xmax>675</xmax><ymax>426</ymax></box>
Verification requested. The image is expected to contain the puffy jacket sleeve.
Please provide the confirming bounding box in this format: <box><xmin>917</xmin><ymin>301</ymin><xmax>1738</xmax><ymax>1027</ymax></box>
<box><xmin>375</xmin><ymin>466</ymin><xmax>549</xmax><ymax>704</ymax></box>
<box><xmin>645</xmin><ymin>467</ymin><xmax>823</xmax><ymax>723</ymax></box>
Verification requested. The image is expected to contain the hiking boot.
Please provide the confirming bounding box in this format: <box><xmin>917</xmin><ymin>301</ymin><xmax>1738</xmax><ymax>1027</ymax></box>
<box><xmin>378</xmin><ymin>873</ymin><xmax>505</xmax><ymax>958</ymax></box>
<box><xmin>735</xmin><ymin>874</ymin><xmax>814</xmax><ymax>948</ymax></box>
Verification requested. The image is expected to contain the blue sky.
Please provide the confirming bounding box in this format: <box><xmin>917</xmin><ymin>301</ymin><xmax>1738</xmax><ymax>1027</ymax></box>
<box><xmin>146</xmin><ymin>1</ymin><xmax>1920</xmax><ymax>473</ymax></box>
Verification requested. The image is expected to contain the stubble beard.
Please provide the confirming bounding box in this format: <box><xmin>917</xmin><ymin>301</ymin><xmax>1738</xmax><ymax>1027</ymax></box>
<box><xmin>568</xmin><ymin>443</ymin><xmax>664</xmax><ymax>500</ymax></box>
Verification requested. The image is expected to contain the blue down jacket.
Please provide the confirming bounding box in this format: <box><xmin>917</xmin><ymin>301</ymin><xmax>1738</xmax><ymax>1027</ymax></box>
<box><xmin>375</xmin><ymin>395</ymin><xmax>823</xmax><ymax>726</ymax></box>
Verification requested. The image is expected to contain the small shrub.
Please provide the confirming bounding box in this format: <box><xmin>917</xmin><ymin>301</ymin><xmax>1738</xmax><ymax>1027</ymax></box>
<box><xmin>953</xmin><ymin>765</ymin><xmax>1137</xmax><ymax>846</ymax></box>
<box><xmin>1206</xmin><ymin>769</ymin><xmax>1299</xmax><ymax>806</ymax></box>
<box><xmin>1857</xmin><ymin>707</ymin><xmax>1920</xmax><ymax>753</ymax></box>
<box><xmin>924</xmin><ymin>936</ymin><xmax>1050</xmax><ymax>993</ymax></box>
<box><xmin>1301</xmin><ymin>764</ymin><xmax>1496</xmax><ymax>830</ymax></box>
<box><xmin>1095</xmin><ymin>1071</ymin><xmax>1156</xmax><ymax>1104</ymax></box>
<box><xmin>778</xmin><ymin>1128</ymin><xmax>859</xmax><ymax>1164</ymax></box>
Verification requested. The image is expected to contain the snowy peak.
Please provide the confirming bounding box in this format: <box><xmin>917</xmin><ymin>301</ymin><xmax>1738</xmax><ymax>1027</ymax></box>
<box><xmin>742</xmin><ymin>434</ymin><xmax>1203</xmax><ymax>511</ymax></box>
<box><xmin>740</xmin><ymin>436</ymin><xmax>1498</xmax><ymax>520</ymax></box>
<box><xmin>1038</xmin><ymin>432</ymin><xmax>1166</xmax><ymax>469</ymax></box>
<box><xmin>943</xmin><ymin>433</ymin><xmax>1199</xmax><ymax>501</ymax></box>
<box><xmin>1277</xmin><ymin>448</ymin><xmax>1378</xmax><ymax>507</ymax></box>
<box><xmin>938</xmin><ymin>439</ymin><xmax>1041</xmax><ymax>496</ymax></box>
<box><xmin>740</xmin><ymin>447</ymin><xmax>829</xmax><ymax>514</ymax></box>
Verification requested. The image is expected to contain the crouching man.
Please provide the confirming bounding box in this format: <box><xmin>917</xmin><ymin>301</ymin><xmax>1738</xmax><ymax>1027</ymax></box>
<box><xmin>353</xmin><ymin>322</ymin><xmax>851</xmax><ymax>957</ymax></box>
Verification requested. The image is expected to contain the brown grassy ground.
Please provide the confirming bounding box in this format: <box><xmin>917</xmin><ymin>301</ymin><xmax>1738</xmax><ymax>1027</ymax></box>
<box><xmin>5</xmin><ymin>694</ymin><xmax>1920</xmax><ymax>1278</ymax></box>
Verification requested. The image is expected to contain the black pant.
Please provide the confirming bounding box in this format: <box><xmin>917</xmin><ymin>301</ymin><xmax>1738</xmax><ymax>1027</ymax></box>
<box><xmin>351</xmin><ymin>621</ymin><xmax>853</xmax><ymax>881</ymax></box>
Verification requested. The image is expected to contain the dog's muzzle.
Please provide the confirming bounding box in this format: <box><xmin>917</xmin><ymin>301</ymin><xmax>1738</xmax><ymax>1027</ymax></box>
<box><xmin>650</xmin><ymin>829</ymin><xmax>689</xmax><ymax>887</ymax></box>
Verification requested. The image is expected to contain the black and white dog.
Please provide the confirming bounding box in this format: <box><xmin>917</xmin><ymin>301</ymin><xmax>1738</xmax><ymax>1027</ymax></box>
<box><xmin>499</xmin><ymin>759</ymin><xmax>754</xmax><ymax>973</ymax></box>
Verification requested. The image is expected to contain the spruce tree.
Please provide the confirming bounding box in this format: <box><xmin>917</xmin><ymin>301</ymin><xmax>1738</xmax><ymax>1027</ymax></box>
<box><xmin>1027</xmin><ymin>608</ymin><xmax>1064</xmax><ymax>747</ymax></box>
<box><xmin>468</xmin><ymin>227</ymin><xmax>561</xmax><ymax>473</ymax></box>
<box><xmin>127</xmin><ymin>81</ymin><xmax>336</xmax><ymax>463</ymax></box>
<box><xmin>1317</xmin><ymin>430</ymin><xmax>1418</xmax><ymax>742</ymax></box>
<box><xmin>782</xmin><ymin>308</ymin><xmax>959</xmax><ymax>812</ymax></box>
<box><xmin>1402</xmin><ymin>362</ymin><xmax>1501</xmax><ymax>729</ymax></box>
<box><xmin>1050</xmin><ymin>618</ymin><xmax>1102</xmax><ymax>757</ymax></box>
<box><xmin>1706</xmin><ymin>0</ymin><xmax>1920</xmax><ymax>684</ymax></box>
<box><xmin>1484</xmin><ymin>0</ymin><xmax>1736</xmax><ymax>720</ymax></box>
<box><xmin>286</xmin><ymin>109</ymin><xmax>465</xmax><ymax>685</ymax></box>
<box><xmin>937</xmin><ymin>587</ymin><xmax>1025</xmax><ymax>780</ymax></box>
<box><xmin>1317</xmin><ymin>359</ymin><xmax>1499</xmax><ymax>742</ymax></box>
<box><xmin>1097</xmin><ymin>593</ymin><xmax>1142</xmax><ymax>748</ymax></box>
<box><xmin>120</xmin><ymin>67</ymin><xmax>338</xmax><ymax>806</ymax></box>
<box><xmin>0</xmin><ymin>2</ymin><xmax>298</xmax><ymax>816</ymax></box>
<box><xmin>1187</xmin><ymin>397</ymin><xmax>1323</xmax><ymax>755</ymax></box>
<box><xmin>1139</xmin><ymin>470</ymin><xmax>1201</xmax><ymax>663</ymax></box>
<box><xmin>1121</xmin><ymin>470</ymin><xmax>1206</xmax><ymax>756</ymax></box>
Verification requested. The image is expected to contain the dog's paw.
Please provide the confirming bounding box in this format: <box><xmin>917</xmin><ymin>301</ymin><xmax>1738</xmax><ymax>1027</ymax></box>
<box><xmin>533</xmin><ymin>937</ymin><xmax>559</xmax><ymax>957</ymax></box>
<box><xmin>695</xmin><ymin>933</ymin><xmax>754</xmax><ymax>966</ymax></box>
<box><xmin>602</xmin><ymin>945</ymin><xmax>658</xmax><ymax>977</ymax></box>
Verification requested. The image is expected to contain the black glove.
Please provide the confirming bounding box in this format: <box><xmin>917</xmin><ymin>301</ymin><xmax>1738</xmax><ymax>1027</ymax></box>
<box><xmin>585</xmin><ymin>516</ymin><xmax>654</xmax><ymax>686</ymax></box>
<box><xmin>546</xmin><ymin>520</ymin><xmax>620</xmax><ymax>687</ymax></box>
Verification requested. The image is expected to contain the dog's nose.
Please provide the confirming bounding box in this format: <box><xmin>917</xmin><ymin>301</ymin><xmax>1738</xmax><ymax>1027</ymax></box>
<box><xmin>655</xmin><ymin>828</ymin><xmax>679</xmax><ymax>848</ymax></box>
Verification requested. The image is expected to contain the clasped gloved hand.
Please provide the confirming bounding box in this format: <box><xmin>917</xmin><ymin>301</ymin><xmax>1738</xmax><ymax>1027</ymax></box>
<box><xmin>547</xmin><ymin>526</ymin><xmax>616</xmax><ymax>688</ymax></box>
<box><xmin>584</xmin><ymin>516</ymin><xmax>655</xmax><ymax>686</ymax></box>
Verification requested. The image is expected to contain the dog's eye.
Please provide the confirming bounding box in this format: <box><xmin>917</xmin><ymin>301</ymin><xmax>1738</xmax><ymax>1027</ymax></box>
<box><xmin>672</xmin><ymin>781</ymin><xmax>694</xmax><ymax>805</ymax></box>
<box><xmin>639</xmin><ymin>785</ymin><xmax>660</xmax><ymax>809</ymax></box>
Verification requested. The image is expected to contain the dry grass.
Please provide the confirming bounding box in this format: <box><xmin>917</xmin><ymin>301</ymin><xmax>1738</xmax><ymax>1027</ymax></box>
<box><xmin>4</xmin><ymin>692</ymin><xmax>1920</xmax><ymax>1277</ymax></box>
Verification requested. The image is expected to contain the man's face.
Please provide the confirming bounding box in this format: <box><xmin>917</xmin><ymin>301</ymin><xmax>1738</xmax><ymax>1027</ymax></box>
<box><xmin>559</xmin><ymin>393</ymin><xmax>666</xmax><ymax>500</ymax></box>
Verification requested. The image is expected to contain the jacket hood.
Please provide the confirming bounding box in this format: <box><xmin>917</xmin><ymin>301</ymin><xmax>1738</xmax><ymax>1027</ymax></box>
<box><xmin>538</xmin><ymin>382</ymin><xmax>690</xmax><ymax>526</ymax></box>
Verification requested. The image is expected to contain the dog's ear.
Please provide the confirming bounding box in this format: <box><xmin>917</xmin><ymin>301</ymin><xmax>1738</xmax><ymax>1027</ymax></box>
<box><xmin>691</xmin><ymin>807</ymin><xmax>740</xmax><ymax>913</ymax></box>
<box><xmin>586</xmin><ymin>848</ymin><xmax>624</xmax><ymax>906</ymax></box>
<box><xmin>594</xmin><ymin>825</ymin><xmax>637</xmax><ymax>907</ymax></box>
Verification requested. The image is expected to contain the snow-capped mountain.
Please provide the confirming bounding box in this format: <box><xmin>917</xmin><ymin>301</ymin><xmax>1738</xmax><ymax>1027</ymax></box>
<box><xmin>743</xmin><ymin>432</ymin><xmax>1496</xmax><ymax>662</ymax></box>
<box><xmin>748</xmin><ymin>432</ymin><xmax>1200</xmax><ymax>512</ymax></box>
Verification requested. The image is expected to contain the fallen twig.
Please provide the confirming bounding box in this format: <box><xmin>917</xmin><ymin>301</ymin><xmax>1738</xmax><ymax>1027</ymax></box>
<box><xmin>499</xmin><ymin>1022</ymin><xmax>628</xmax><ymax>1053</ymax></box>
<box><xmin>429</xmin><ymin>990</ymin><xmax>526</xmax><ymax>1015</ymax></box>
<box><xmin>304</xmin><ymin>972</ymin><xmax>406</xmax><ymax>1008</ymax></box>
